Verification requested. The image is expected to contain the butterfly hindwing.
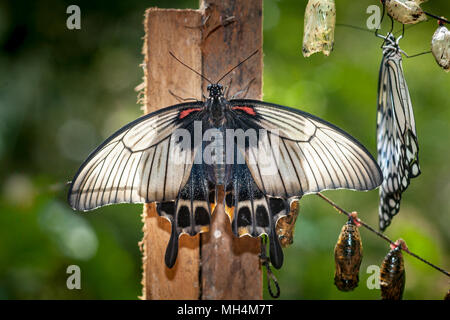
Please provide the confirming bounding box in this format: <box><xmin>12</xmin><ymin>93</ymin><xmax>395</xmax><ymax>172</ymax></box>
<box><xmin>225</xmin><ymin>158</ymin><xmax>287</xmax><ymax>269</ymax></box>
<box><xmin>157</xmin><ymin>163</ymin><xmax>214</xmax><ymax>268</ymax></box>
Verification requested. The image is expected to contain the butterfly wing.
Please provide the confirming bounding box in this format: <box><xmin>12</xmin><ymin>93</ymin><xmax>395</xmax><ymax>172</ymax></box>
<box><xmin>224</xmin><ymin>100</ymin><xmax>382</xmax><ymax>268</ymax></box>
<box><xmin>229</xmin><ymin>99</ymin><xmax>383</xmax><ymax>197</ymax></box>
<box><xmin>224</xmin><ymin>144</ymin><xmax>289</xmax><ymax>269</ymax></box>
<box><xmin>377</xmin><ymin>52</ymin><xmax>420</xmax><ymax>231</ymax></box>
<box><xmin>68</xmin><ymin>102</ymin><xmax>205</xmax><ymax>211</ymax></box>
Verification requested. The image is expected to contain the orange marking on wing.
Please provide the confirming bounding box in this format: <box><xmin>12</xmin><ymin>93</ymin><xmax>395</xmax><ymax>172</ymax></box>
<box><xmin>225</xmin><ymin>205</ymin><xmax>235</xmax><ymax>222</ymax></box>
<box><xmin>179</xmin><ymin>108</ymin><xmax>202</xmax><ymax>119</ymax></box>
<box><xmin>232</xmin><ymin>106</ymin><xmax>256</xmax><ymax>116</ymax></box>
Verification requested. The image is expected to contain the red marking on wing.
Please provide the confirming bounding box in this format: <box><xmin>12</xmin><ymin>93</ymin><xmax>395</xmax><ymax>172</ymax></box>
<box><xmin>179</xmin><ymin>108</ymin><xmax>202</xmax><ymax>119</ymax></box>
<box><xmin>232</xmin><ymin>106</ymin><xmax>256</xmax><ymax>116</ymax></box>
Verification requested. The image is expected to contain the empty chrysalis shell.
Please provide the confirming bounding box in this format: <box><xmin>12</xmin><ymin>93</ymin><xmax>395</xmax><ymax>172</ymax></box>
<box><xmin>431</xmin><ymin>24</ymin><xmax>450</xmax><ymax>72</ymax></box>
<box><xmin>276</xmin><ymin>200</ymin><xmax>299</xmax><ymax>248</ymax></box>
<box><xmin>302</xmin><ymin>0</ymin><xmax>336</xmax><ymax>57</ymax></box>
<box><xmin>384</xmin><ymin>0</ymin><xmax>427</xmax><ymax>25</ymax></box>
<box><xmin>380</xmin><ymin>239</ymin><xmax>407</xmax><ymax>300</ymax></box>
<box><xmin>333</xmin><ymin>212</ymin><xmax>363</xmax><ymax>292</ymax></box>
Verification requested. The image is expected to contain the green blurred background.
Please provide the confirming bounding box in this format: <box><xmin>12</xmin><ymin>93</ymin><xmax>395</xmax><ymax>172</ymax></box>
<box><xmin>0</xmin><ymin>0</ymin><xmax>448</xmax><ymax>299</ymax></box>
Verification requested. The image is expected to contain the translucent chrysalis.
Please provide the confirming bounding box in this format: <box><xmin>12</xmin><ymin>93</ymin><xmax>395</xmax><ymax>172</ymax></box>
<box><xmin>431</xmin><ymin>23</ymin><xmax>450</xmax><ymax>72</ymax></box>
<box><xmin>302</xmin><ymin>0</ymin><xmax>336</xmax><ymax>57</ymax></box>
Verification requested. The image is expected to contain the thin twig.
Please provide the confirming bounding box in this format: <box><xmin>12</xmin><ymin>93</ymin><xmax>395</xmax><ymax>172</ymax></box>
<box><xmin>424</xmin><ymin>12</ymin><xmax>450</xmax><ymax>25</ymax></box>
<box><xmin>316</xmin><ymin>192</ymin><xmax>450</xmax><ymax>278</ymax></box>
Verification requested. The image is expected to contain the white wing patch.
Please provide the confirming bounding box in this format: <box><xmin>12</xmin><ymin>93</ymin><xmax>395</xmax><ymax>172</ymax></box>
<box><xmin>68</xmin><ymin>103</ymin><xmax>202</xmax><ymax>211</ymax></box>
<box><xmin>230</xmin><ymin>100</ymin><xmax>383</xmax><ymax>199</ymax></box>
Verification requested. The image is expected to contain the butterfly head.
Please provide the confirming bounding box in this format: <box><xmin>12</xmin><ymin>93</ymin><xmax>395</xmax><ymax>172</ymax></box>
<box><xmin>207</xmin><ymin>83</ymin><xmax>224</xmax><ymax>99</ymax></box>
<box><xmin>381</xmin><ymin>33</ymin><xmax>403</xmax><ymax>56</ymax></box>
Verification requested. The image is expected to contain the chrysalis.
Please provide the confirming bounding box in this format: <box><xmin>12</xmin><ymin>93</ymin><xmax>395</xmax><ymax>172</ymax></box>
<box><xmin>302</xmin><ymin>0</ymin><xmax>336</xmax><ymax>57</ymax></box>
<box><xmin>380</xmin><ymin>239</ymin><xmax>407</xmax><ymax>300</ymax></box>
<box><xmin>334</xmin><ymin>212</ymin><xmax>363</xmax><ymax>291</ymax></box>
<box><xmin>276</xmin><ymin>200</ymin><xmax>300</xmax><ymax>248</ymax></box>
<box><xmin>431</xmin><ymin>22</ymin><xmax>450</xmax><ymax>72</ymax></box>
<box><xmin>384</xmin><ymin>0</ymin><xmax>427</xmax><ymax>25</ymax></box>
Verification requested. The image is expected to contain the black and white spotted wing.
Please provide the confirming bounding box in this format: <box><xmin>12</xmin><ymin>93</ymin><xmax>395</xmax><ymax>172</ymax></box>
<box><xmin>376</xmin><ymin>36</ymin><xmax>420</xmax><ymax>231</ymax></box>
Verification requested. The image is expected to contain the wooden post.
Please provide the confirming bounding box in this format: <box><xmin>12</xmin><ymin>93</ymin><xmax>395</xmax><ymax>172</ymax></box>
<box><xmin>141</xmin><ymin>0</ymin><xmax>263</xmax><ymax>300</ymax></box>
<box><xmin>199</xmin><ymin>0</ymin><xmax>263</xmax><ymax>300</ymax></box>
<box><xmin>141</xmin><ymin>8</ymin><xmax>203</xmax><ymax>300</ymax></box>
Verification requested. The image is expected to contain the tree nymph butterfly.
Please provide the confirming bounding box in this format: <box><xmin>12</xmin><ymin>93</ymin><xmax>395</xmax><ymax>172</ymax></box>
<box><xmin>376</xmin><ymin>33</ymin><xmax>420</xmax><ymax>231</ymax></box>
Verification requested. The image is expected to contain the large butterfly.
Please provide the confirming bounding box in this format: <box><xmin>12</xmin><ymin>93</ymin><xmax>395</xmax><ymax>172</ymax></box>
<box><xmin>68</xmin><ymin>83</ymin><xmax>382</xmax><ymax>269</ymax></box>
<box><xmin>376</xmin><ymin>33</ymin><xmax>420</xmax><ymax>231</ymax></box>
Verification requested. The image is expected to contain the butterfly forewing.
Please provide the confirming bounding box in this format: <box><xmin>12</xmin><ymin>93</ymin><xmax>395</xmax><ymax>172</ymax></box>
<box><xmin>68</xmin><ymin>102</ymin><xmax>204</xmax><ymax>211</ymax></box>
<box><xmin>230</xmin><ymin>99</ymin><xmax>383</xmax><ymax>198</ymax></box>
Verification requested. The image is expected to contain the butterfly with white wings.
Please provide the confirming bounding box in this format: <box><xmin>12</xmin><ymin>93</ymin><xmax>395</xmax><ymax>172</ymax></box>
<box><xmin>376</xmin><ymin>33</ymin><xmax>421</xmax><ymax>231</ymax></box>
<box><xmin>68</xmin><ymin>54</ymin><xmax>382</xmax><ymax>269</ymax></box>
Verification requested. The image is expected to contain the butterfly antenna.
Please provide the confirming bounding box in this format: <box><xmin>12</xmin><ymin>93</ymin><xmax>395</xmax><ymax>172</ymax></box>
<box><xmin>403</xmin><ymin>50</ymin><xmax>432</xmax><ymax>59</ymax></box>
<box><xmin>169</xmin><ymin>51</ymin><xmax>213</xmax><ymax>84</ymax></box>
<box><xmin>216</xmin><ymin>49</ymin><xmax>259</xmax><ymax>84</ymax></box>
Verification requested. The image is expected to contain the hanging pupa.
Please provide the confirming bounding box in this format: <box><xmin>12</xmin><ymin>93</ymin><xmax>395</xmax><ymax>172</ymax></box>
<box><xmin>333</xmin><ymin>212</ymin><xmax>363</xmax><ymax>291</ymax></box>
<box><xmin>276</xmin><ymin>200</ymin><xmax>300</xmax><ymax>248</ymax></box>
<box><xmin>380</xmin><ymin>239</ymin><xmax>407</xmax><ymax>300</ymax></box>
<box><xmin>302</xmin><ymin>0</ymin><xmax>336</xmax><ymax>57</ymax></box>
<box><xmin>431</xmin><ymin>21</ymin><xmax>450</xmax><ymax>72</ymax></box>
<box><xmin>384</xmin><ymin>0</ymin><xmax>428</xmax><ymax>25</ymax></box>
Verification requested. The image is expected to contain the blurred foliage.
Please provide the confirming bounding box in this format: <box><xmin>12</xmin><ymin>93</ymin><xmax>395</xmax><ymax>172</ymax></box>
<box><xmin>0</xmin><ymin>0</ymin><xmax>448</xmax><ymax>300</ymax></box>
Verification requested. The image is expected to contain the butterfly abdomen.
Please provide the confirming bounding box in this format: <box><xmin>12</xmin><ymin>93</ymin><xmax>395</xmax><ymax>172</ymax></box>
<box><xmin>212</xmin><ymin>132</ymin><xmax>226</xmax><ymax>185</ymax></box>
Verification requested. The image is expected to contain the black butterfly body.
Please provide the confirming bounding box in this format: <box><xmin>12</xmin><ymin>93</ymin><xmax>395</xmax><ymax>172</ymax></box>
<box><xmin>376</xmin><ymin>34</ymin><xmax>420</xmax><ymax>231</ymax></box>
<box><xmin>68</xmin><ymin>83</ymin><xmax>382</xmax><ymax>269</ymax></box>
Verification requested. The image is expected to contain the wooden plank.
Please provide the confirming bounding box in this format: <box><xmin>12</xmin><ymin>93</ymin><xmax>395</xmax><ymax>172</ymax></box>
<box><xmin>199</xmin><ymin>0</ymin><xmax>263</xmax><ymax>300</ymax></box>
<box><xmin>141</xmin><ymin>8</ymin><xmax>202</xmax><ymax>300</ymax></box>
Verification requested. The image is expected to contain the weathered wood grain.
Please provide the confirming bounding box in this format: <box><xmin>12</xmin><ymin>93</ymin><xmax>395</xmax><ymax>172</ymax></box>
<box><xmin>141</xmin><ymin>1</ymin><xmax>263</xmax><ymax>300</ymax></box>
<box><xmin>199</xmin><ymin>0</ymin><xmax>263</xmax><ymax>300</ymax></box>
<box><xmin>141</xmin><ymin>8</ymin><xmax>202</xmax><ymax>300</ymax></box>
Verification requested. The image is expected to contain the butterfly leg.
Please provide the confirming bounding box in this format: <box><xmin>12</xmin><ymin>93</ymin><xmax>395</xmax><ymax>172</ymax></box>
<box><xmin>168</xmin><ymin>89</ymin><xmax>201</xmax><ymax>103</ymax></box>
<box><xmin>229</xmin><ymin>78</ymin><xmax>255</xmax><ymax>100</ymax></box>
